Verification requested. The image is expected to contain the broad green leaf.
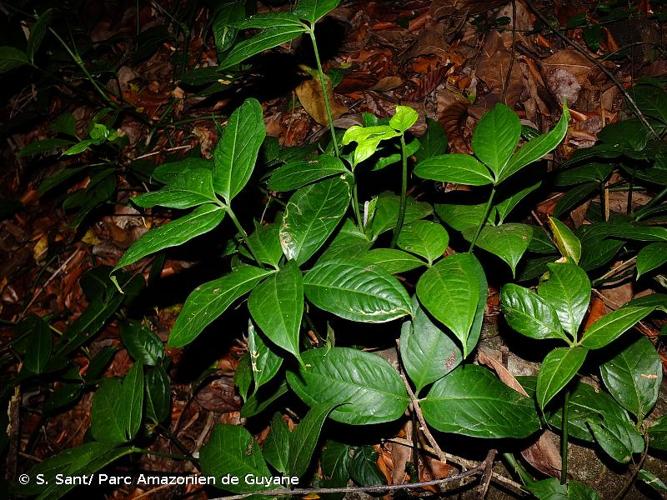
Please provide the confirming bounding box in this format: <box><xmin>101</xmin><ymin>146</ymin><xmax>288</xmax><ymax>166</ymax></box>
<box><xmin>369</xmin><ymin>193</ymin><xmax>432</xmax><ymax>239</ymax></box>
<box><xmin>471</xmin><ymin>103</ymin><xmax>521</xmax><ymax>178</ymax></box>
<box><xmin>235</xmin><ymin>12</ymin><xmax>304</xmax><ymax>29</ymax></box>
<box><xmin>19</xmin><ymin>138</ymin><xmax>74</xmax><ymax>158</ymax></box>
<box><xmin>286</xmin><ymin>347</ymin><xmax>409</xmax><ymax>425</ymax></box>
<box><xmin>320</xmin><ymin>440</ymin><xmax>352</xmax><ymax>489</ymax></box>
<box><xmin>17</xmin><ymin>316</ymin><xmax>52</xmax><ymax>374</ymax></box>
<box><xmin>219</xmin><ymin>25</ymin><xmax>307</xmax><ymax>69</ymax></box>
<box><xmin>415</xmin><ymin>118</ymin><xmax>447</xmax><ymax>162</ymax></box>
<box><xmin>434</xmin><ymin>202</ymin><xmax>487</xmax><ymax>232</ymax></box>
<box><xmin>499</xmin><ymin>105</ymin><xmax>570</xmax><ymax>182</ymax></box>
<box><xmin>341</xmin><ymin>125</ymin><xmax>400</xmax><ymax>166</ymax></box>
<box><xmin>422</xmin><ymin>365</ymin><xmax>540</xmax><ymax>438</ymax></box>
<box><xmin>554</xmin><ymin>182</ymin><xmax>598</xmax><ymax>217</ymax></box>
<box><xmin>212</xmin><ymin>1</ymin><xmax>245</xmax><ymax>53</ymax></box>
<box><xmin>501</xmin><ymin>284</ymin><xmax>567</xmax><ymax>341</ymax></box>
<box><xmin>397</xmin><ymin>220</ymin><xmax>448</xmax><ymax>264</ymax></box>
<box><xmin>362</xmin><ymin>248</ymin><xmax>425</xmax><ymax>274</ymax></box>
<box><xmin>152</xmin><ymin>157</ymin><xmax>214</xmax><ymax>184</ymax></box>
<box><xmin>248</xmin><ymin>261</ymin><xmax>304</xmax><ymax>364</ymax></box>
<box><xmin>263</xmin><ymin>413</ymin><xmax>290</xmax><ymax>473</ymax></box>
<box><xmin>580</xmin><ymin>306</ymin><xmax>655</xmax><ymax>350</ymax></box>
<box><xmin>0</xmin><ymin>46</ymin><xmax>29</xmax><ymax>73</ymax></box>
<box><xmin>595</xmin><ymin>222</ymin><xmax>667</xmax><ymax>242</ymax></box>
<box><xmin>241</xmin><ymin>379</ymin><xmax>290</xmax><ymax>418</ymax></box>
<box><xmin>169</xmin><ymin>266</ymin><xmax>274</xmax><ymax>347</ymax></box>
<box><xmin>371</xmin><ymin>138</ymin><xmax>420</xmax><ymax>171</ymax></box>
<box><xmin>537</xmin><ymin>347</ymin><xmax>588</xmax><ymax>409</ymax></box>
<box><xmin>133</xmin><ymin>168</ymin><xmax>217</xmax><ymax>209</ymax></box>
<box><xmin>389</xmin><ymin>105</ymin><xmax>418</xmax><ymax>133</ymax></box>
<box><xmin>304</xmin><ymin>259</ymin><xmax>412</xmax><ymax>322</ymax></box>
<box><xmin>648</xmin><ymin>416</ymin><xmax>667</xmax><ymax>451</ymax></box>
<box><xmin>638</xmin><ymin>469</ymin><xmax>667</xmax><ymax>494</ymax></box>
<box><xmin>27</xmin><ymin>9</ymin><xmax>53</xmax><ymax>62</ymax></box>
<box><xmin>413</xmin><ymin>154</ymin><xmax>494</xmax><ymax>186</ymax></box>
<box><xmin>120</xmin><ymin>320</ymin><xmax>164</xmax><ymax>366</ymax></box>
<box><xmin>637</xmin><ymin>242</ymin><xmax>667</xmax><ymax>278</ymax></box>
<box><xmin>268</xmin><ymin>155</ymin><xmax>347</xmax><ymax>191</ymax></box>
<box><xmin>588</xmin><ymin>417</ymin><xmax>644</xmax><ymax>464</ymax></box>
<box><xmin>549</xmin><ymin>217</ymin><xmax>581</xmax><ymax>264</ymax></box>
<box><xmin>463</xmin><ymin>223</ymin><xmax>532</xmax><ymax>276</ymax></box>
<box><xmin>598</xmin><ymin>119</ymin><xmax>650</xmax><ymax>151</ymax></box>
<box><xmin>417</xmin><ymin>253</ymin><xmax>486</xmax><ymax>357</ymax></box>
<box><xmin>294</xmin><ymin>0</ymin><xmax>341</xmax><ymax>22</ymax></box>
<box><xmin>526</xmin><ymin>478</ymin><xmax>600</xmax><ymax>500</ymax></box>
<box><xmin>244</xmin><ymin>222</ymin><xmax>283</xmax><ymax>267</ymax></box>
<box><xmin>288</xmin><ymin>403</ymin><xmax>336</xmax><ymax>477</ymax></box>
<box><xmin>399</xmin><ymin>298</ymin><xmax>462</xmax><ymax>393</ymax></box>
<box><xmin>280</xmin><ymin>176</ymin><xmax>352</xmax><ymax>265</ymax></box>
<box><xmin>200</xmin><ymin>424</ymin><xmax>271</xmax><ymax>493</ymax></box>
<box><xmin>538</xmin><ymin>262</ymin><xmax>591</xmax><ymax>337</ymax></box>
<box><xmin>555</xmin><ymin>162</ymin><xmax>613</xmax><ymax>186</ymax></box>
<box><xmin>600</xmin><ymin>336</ymin><xmax>662</xmax><ymax>418</ymax></box>
<box><xmin>51</xmin><ymin>112</ymin><xmax>77</xmax><ymax>138</ymax></box>
<box><xmin>318</xmin><ymin>218</ymin><xmax>372</xmax><ymax>263</ymax></box>
<box><xmin>144</xmin><ymin>364</ymin><xmax>170</xmax><ymax>424</ymax></box>
<box><xmin>235</xmin><ymin>354</ymin><xmax>252</xmax><ymax>402</ymax></box>
<box><xmin>213</xmin><ymin>98</ymin><xmax>265</xmax><ymax>201</ymax></box>
<box><xmin>246</xmin><ymin>322</ymin><xmax>283</xmax><ymax>394</ymax></box>
<box><xmin>348</xmin><ymin>446</ymin><xmax>385</xmax><ymax>487</ymax></box>
<box><xmin>114</xmin><ymin>204</ymin><xmax>225</xmax><ymax>270</ymax></box>
<box><xmin>632</xmin><ymin>83</ymin><xmax>667</xmax><ymax>124</ymax></box>
<box><xmin>494</xmin><ymin>181</ymin><xmax>541</xmax><ymax>224</ymax></box>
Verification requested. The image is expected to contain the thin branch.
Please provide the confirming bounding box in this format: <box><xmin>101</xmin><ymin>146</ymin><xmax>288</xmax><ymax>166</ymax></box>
<box><xmin>477</xmin><ymin>449</ymin><xmax>498</xmax><ymax>498</ymax></box>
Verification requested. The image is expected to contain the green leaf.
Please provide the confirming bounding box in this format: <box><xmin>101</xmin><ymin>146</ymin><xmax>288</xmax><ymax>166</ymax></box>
<box><xmin>145</xmin><ymin>364</ymin><xmax>171</xmax><ymax>424</ymax></box>
<box><xmin>120</xmin><ymin>320</ymin><xmax>164</xmax><ymax>366</ymax></box>
<box><xmin>152</xmin><ymin>157</ymin><xmax>214</xmax><ymax>184</ymax></box>
<box><xmin>169</xmin><ymin>266</ymin><xmax>274</xmax><ymax>347</ymax></box>
<box><xmin>249</xmin><ymin>261</ymin><xmax>304</xmax><ymax>364</ymax></box>
<box><xmin>268</xmin><ymin>155</ymin><xmax>347</xmax><ymax>191</ymax></box>
<box><xmin>638</xmin><ymin>469</ymin><xmax>667</xmax><ymax>494</ymax></box>
<box><xmin>415</xmin><ymin>118</ymin><xmax>447</xmax><ymax>162</ymax></box>
<box><xmin>212</xmin><ymin>1</ymin><xmax>245</xmax><ymax>53</ymax></box>
<box><xmin>414</xmin><ymin>154</ymin><xmax>494</xmax><ymax>186</ymax></box>
<box><xmin>27</xmin><ymin>9</ymin><xmax>53</xmax><ymax>62</ymax></box>
<box><xmin>114</xmin><ymin>204</ymin><xmax>225</xmax><ymax>270</ymax></box>
<box><xmin>341</xmin><ymin>125</ymin><xmax>400</xmax><ymax>166</ymax></box>
<box><xmin>19</xmin><ymin>316</ymin><xmax>52</xmax><ymax>374</ymax></box>
<box><xmin>600</xmin><ymin>336</ymin><xmax>662</xmax><ymax>418</ymax></box>
<box><xmin>494</xmin><ymin>181</ymin><xmax>541</xmax><ymax>224</ymax></box>
<box><xmin>538</xmin><ymin>262</ymin><xmax>591</xmax><ymax>337</ymax></box>
<box><xmin>399</xmin><ymin>298</ymin><xmax>462</xmax><ymax>393</ymax></box>
<box><xmin>19</xmin><ymin>138</ymin><xmax>74</xmax><ymax>157</ymax></box>
<box><xmin>537</xmin><ymin>347</ymin><xmax>588</xmax><ymax>409</ymax></box>
<box><xmin>397</xmin><ymin>220</ymin><xmax>448</xmax><ymax>264</ymax></box>
<box><xmin>246</xmin><ymin>322</ymin><xmax>283</xmax><ymax>394</ymax></box>
<box><xmin>501</xmin><ymin>284</ymin><xmax>567</xmax><ymax>341</ymax></box>
<box><xmin>220</xmin><ymin>26</ymin><xmax>308</xmax><ymax>69</ymax></box>
<box><xmin>294</xmin><ymin>0</ymin><xmax>342</xmax><ymax>23</ymax></box>
<box><xmin>648</xmin><ymin>416</ymin><xmax>667</xmax><ymax>451</ymax></box>
<box><xmin>213</xmin><ymin>98</ymin><xmax>266</xmax><ymax>202</ymax></box>
<box><xmin>288</xmin><ymin>403</ymin><xmax>336</xmax><ymax>477</ymax></box>
<box><xmin>51</xmin><ymin>112</ymin><xmax>77</xmax><ymax>138</ymax></box>
<box><xmin>349</xmin><ymin>446</ymin><xmax>385</xmax><ymax>487</ymax></box>
<box><xmin>471</xmin><ymin>103</ymin><xmax>521</xmax><ymax>178</ymax></box>
<box><xmin>287</xmin><ymin>347</ymin><xmax>409</xmax><ymax>425</ymax></box>
<box><xmin>304</xmin><ymin>259</ymin><xmax>412</xmax><ymax>322</ymax></box>
<box><xmin>280</xmin><ymin>176</ymin><xmax>352</xmax><ymax>265</ymax></box>
<box><xmin>244</xmin><ymin>222</ymin><xmax>283</xmax><ymax>267</ymax></box>
<box><xmin>416</xmin><ymin>253</ymin><xmax>486</xmax><ymax>356</ymax></box>
<box><xmin>580</xmin><ymin>306</ymin><xmax>655</xmax><ymax>350</ymax></box>
<box><xmin>554</xmin><ymin>182</ymin><xmax>598</xmax><ymax>217</ymax></box>
<box><xmin>133</xmin><ymin>168</ymin><xmax>217</xmax><ymax>209</ymax></box>
<box><xmin>526</xmin><ymin>478</ymin><xmax>600</xmax><ymax>500</ymax></box>
<box><xmin>555</xmin><ymin>162</ymin><xmax>613</xmax><ymax>186</ymax></box>
<box><xmin>236</xmin><ymin>12</ymin><xmax>304</xmax><ymax>29</ymax></box>
<box><xmin>263</xmin><ymin>413</ymin><xmax>290</xmax><ymax>473</ymax></box>
<box><xmin>499</xmin><ymin>105</ymin><xmax>570</xmax><ymax>182</ymax></box>
<box><xmin>362</xmin><ymin>248</ymin><xmax>425</xmax><ymax>274</ymax></box>
<box><xmin>389</xmin><ymin>105</ymin><xmax>418</xmax><ymax>133</ymax></box>
<box><xmin>0</xmin><ymin>46</ymin><xmax>29</xmax><ymax>73</ymax></box>
<box><xmin>549</xmin><ymin>217</ymin><xmax>581</xmax><ymax>264</ymax></box>
<box><xmin>637</xmin><ymin>242</ymin><xmax>667</xmax><ymax>278</ymax></box>
<box><xmin>588</xmin><ymin>417</ymin><xmax>644</xmax><ymax>464</ymax></box>
<box><xmin>463</xmin><ymin>223</ymin><xmax>532</xmax><ymax>276</ymax></box>
<box><xmin>434</xmin><ymin>201</ymin><xmax>487</xmax><ymax>232</ymax></box>
<box><xmin>369</xmin><ymin>193</ymin><xmax>432</xmax><ymax>239</ymax></box>
<box><xmin>200</xmin><ymin>424</ymin><xmax>272</xmax><ymax>493</ymax></box>
<box><xmin>317</xmin><ymin>218</ymin><xmax>372</xmax><ymax>263</ymax></box>
<box><xmin>321</xmin><ymin>440</ymin><xmax>352</xmax><ymax>490</ymax></box>
<box><xmin>422</xmin><ymin>365</ymin><xmax>540</xmax><ymax>438</ymax></box>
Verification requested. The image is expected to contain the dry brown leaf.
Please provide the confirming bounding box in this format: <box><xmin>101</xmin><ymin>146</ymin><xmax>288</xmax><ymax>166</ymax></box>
<box><xmin>295</xmin><ymin>76</ymin><xmax>347</xmax><ymax>126</ymax></box>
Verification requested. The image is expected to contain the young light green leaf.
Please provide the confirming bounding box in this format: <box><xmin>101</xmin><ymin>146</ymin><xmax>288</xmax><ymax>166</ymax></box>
<box><xmin>416</xmin><ymin>253</ymin><xmax>486</xmax><ymax>357</ymax></box>
<box><xmin>263</xmin><ymin>413</ymin><xmax>290</xmax><ymax>473</ymax></box>
<box><xmin>133</xmin><ymin>168</ymin><xmax>218</xmax><ymax>209</ymax></box>
<box><xmin>637</xmin><ymin>242</ymin><xmax>667</xmax><ymax>278</ymax></box>
<box><xmin>169</xmin><ymin>266</ymin><xmax>274</xmax><ymax>348</ymax></box>
<box><xmin>280</xmin><ymin>175</ymin><xmax>352</xmax><ymax>265</ymax></box>
<box><xmin>361</xmin><ymin>248</ymin><xmax>425</xmax><ymax>274</ymax></box>
<box><xmin>389</xmin><ymin>105</ymin><xmax>418</xmax><ymax>133</ymax></box>
<box><xmin>114</xmin><ymin>204</ymin><xmax>225</xmax><ymax>270</ymax></box>
<box><xmin>341</xmin><ymin>125</ymin><xmax>400</xmax><ymax>166</ymax></box>
<box><xmin>397</xmin><ymin>220</ymin><xmax>448</xmax><ymax>264</ymax></box>
<box><xmin>0</xmin><ymin>46</ymin><xmax>29</xmax><ymax>73</ymax></box>
<box><xmin>422</xmin><ymin>365</ymin><xmax>540</xmax><ymax>438</ymax></box>
<box><xmin>248</xmin><ymin>261</ymin><xmax>304</xmax><ymax>365</ymax></box>
<box><xmin>580</xmin><ymin>306</ymin><xmax>655</xmax><ymax>350</ymax></box>
<box><xmin>537</xmin><ymin>347</ymin><xmax>588</xmax><ymax>409</ymax></box>
<box><xmin>549</xmin><ymin>217</ymin><xmax>581</xmax><ymax>264</ymax></box>
<box><xmin>463</xmin><ymin>223</ymin><xmax>532</xmax><ymax>276</ymax></box>
<box><xmin>538</xmin><ymin>262</ymin><xmax>591</xmax><ymax>337</ymax></box>
<box><xmin>219</xmin><ymin>26</ymin><xmax>307</xmax><ymax>69</ymax></box>
<box><xmin>288</xmin><ymin>403</ymin><xmax>336</xmax><ymax>477</ymax></box>
<box><xmin>304</xmin><ymin>259</ymin><xmax>412</xmax><ymax>322</ymax></box>
<box><xmin>471</xmin><ymin>103</ymin><xmax>521</xmax><ymax>178</ymax></box>
<box><xmin>213</xmin><ymin>98</ymin><xmax>266</xmax><ymax>202</ymax></box>
<box><xmin>286</xmin><ymin>347</ymin><xmax>409</xmax><ymax>425</ymax></box>
<box><xmin>501</xmin><ymin>284</ymin><xmax>568</xmax><ymax>341</ymax></box>
<box><xmin>413</xmin><ymin>154</ymin><xmax>494</xmax><ymax>186</ymax></box>
<box><xmin>600</xmin><ymin>336</ymin><xmax>662</xmax><ymax>418</ymax></box>
<box><xmin>268</xmin><ymin>155</ymin><xmax>347</xmax><ymax>191</ymax></box>
<box><xmin>294</xmin><ymin>0</ymin><xmax>342</xmax><ymax>22</ymax></box>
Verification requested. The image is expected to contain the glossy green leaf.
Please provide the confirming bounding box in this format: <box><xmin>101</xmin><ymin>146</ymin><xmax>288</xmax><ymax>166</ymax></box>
<box><xmin>318</xmin><ymin>218</ymin><xmax>372</xmax><ymax>263</ymax></box>
<box><xmin>501</xmin><ymin>284</ymin><xmax>567</xmax><ymax>340</ymax></box>
<box><xmin>422</xmin><ymin>365</ymin><xmax>540</xmax><ymax>438</ymax></box>
<box><xmin>169</xmin><ymin>266</ymin><xmax>274</xmax><ymax>347</ymax></box>
<box><xmin>152</xmin><ymin>157</ymin><xmax>214</xmax><ymax>184</ymax></box>
<box><xmin>638</xmin><ymin>469</ymin><xmax>667</xmax><ymax>494</ymax></box>
<box><xmin>397</xmin><ymin>220</ymin><xmax>448</xmax><ymax>264</ymax></box>
<box><xmin>417</xmin><ymin>253</ymin><xmax>486</xmax><ymax>357</ymax></box>
<box><xmin>235</xmin><ymin>12</ymin><xmax>303</xmax><ymax>29</ymax></box>
<box><xmin>263</xmin><ymin>413</ymin><xmax>290</xmax><ymax>473</ymax></box>
<box><xmin>268</xmin><ymin>155</ymin><xmax>347</xmax><ymax>191</ymax></box>
<box><xmin>286</xmin><ymin>347</ymin><xmax>409</xmax><ymax>425</ymax></box>
<box><xmin>580</xmin><ymin>306</ymin><xmax>655</xmax><ymax>350</ymax></box>
<box><xmin>349</xmin><ymin>446</ymin><xmax>385</xmax><ymax>487</ymax></box>
<box><xmin>464</xmin><ymin>223</ymin><xmax>532</xmax><ymax>276</ymax></box>
<box><xmin>0</xmin><ymin>46</ymin><xmax>29</xmax><ymax>73</ymax></box>
<box><xmin>637</xmin><ymin>242</ymin><xmax>667</xmax><ymax>278</ymax></box>
<box><xmin>415</xmin><ymin>118</ymin><xmax>447</xmax><ymax>162</ymax></box>
<box><xmin>369</xmin><ymin>193</ymin><xmax>432</xmax><ymax>239</ymax></box>
<box><xmin>244</xmin><ymin>222</ymin><xmax>283</xmax><ymax>267</ymax></box>
<box><xmin>200</xmin><ymin>424</ymin><xmax>271</xmax><ymax>493</ymax></box>
<box><xmin>554</xmin><ymin>182</ymin><xmax>598</xmax><ymax>217</ymax></box>
<box><xmin>220</xmin><ymin>25</ymin><xmax>307</xmax><ymax>69</ymax></box>
<box><xmin>648</xmin><ymin>416</ymin><xmax>667</xmax><ymax>451</ymax></box>
<box><xmin>304</xmin><ymin>259</ymin><xmax>412</xmax><ymax>322</ymax></box>
<box><xmin>388</xmin><ymin>105</ymin><xmax>418</xmax><ymax>133</ymax></box>
<box><xmin>600</xmin><ymin>336</ymin><xmax>662</xmax><ymax>418</ymax></box>
<box><xmin>249</xmin><ymin>261</ymin><xmax>304</xmax><ymax>364</ymax></box>
<box><xmin>471</xmin><ymin>103</ymin><xmax>521</xmax><ymax>178</ymax></box>
<box><xmin>494</xmin><ymin>181</ymin><xmax>541</xmax><ymax>223</ymax></box>
<box><xmin>320</xmin><ymin>440</ymin><xmax>352</xmax><ymax>489</ymax></box>
<box><xmin>114</xmin><ymin>204</ymin><xmax>225</xmax><ymax>270</ymax></box>
<box><xmin>120</xmin><ymin>320</ymin><xmax>164</xmax><ymax>366</ymax></box>
<box><xmin>144</xmin><ymin>364</ymin><xmax>171</xmax><ymax>424</ymax></box>
<box><xmin>362</xmin><ymin>248</ymin><xmax>425</xmax><ymax>274</ymax></box>
<box><xmin>499</xmin><ymin>105</ymin><xmax>570</xmax><ymax>182</ymax></box>
<box><xmin>294</xmin><ymin>0</ymin><xmax>341</xmax><ymax>22</ymax></box>
<box><xmin>549</xmin><ymin>217</ymin><xmax>581</xmax><ymax>264</ymax></box>
<box><xmin>399</xmin><ymin>298</ymin><xmax>462</xmax><ymax>393</ymax></box>
<box><xmin>288</xmin><ymin>403</ymin><xmax>336</xmax><ymax>477</ymax></box>
<box><xmin>588</xmin><ymin>417</ymin><xmax>644</xmax><ymax>464</ymax></box>
<box><xmin>342</xmin><ymin>125</ymin><xmax>400</xmax><ymax>166</ymax></box>
<box><xmin>526</xmin><ymin>478</ymin><xmax>600</xmax><ymax>500</ymax></box>
<box><xmin>414</xmin><ymin>154</ymin><xmax>494</xmax><ymax>186</ymax></box>
<box><xmin>212</xmin><ymin>1</ymin><xmax>245</xmax><ymax>53</ymax></box>
<box><xmin>133</xmin><ymin>168</ymin><xmax>217</xmax><ymax>209</ymax></box>
<box><xmin>213</xmin><ymin>98</ymin><xmax>265</xmax><ymax>201</ymax></box>
<box><xmin>538</xmin><ymin>262</ymin><xmax>591</xmax><ymax>337</ymax></box>
<box><xmin>555</xmin><ymin>162</ymin><xmax>613</xmax><ymax>186</ymax></box>
<box><xmin>246</xmin><ymin>322</ymin><xmax>283</xmax><ymax>394</ymax></box>
<box><xmin>537</xmin><ymin>347</ymin><xmax>588</xmax><ymax>409</ymax></box>
<box><xmin>434</xmin><ymin>202</ymin><xmax>487</xmax><ymax>232</ymax></box>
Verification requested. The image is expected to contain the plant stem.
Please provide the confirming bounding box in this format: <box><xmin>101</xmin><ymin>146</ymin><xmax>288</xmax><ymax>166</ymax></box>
<box><xmin>634</xmin><ymin>185</ymin><xmax>667</xmax><ymax>221</ymax></box>
<box><xmin>390</xmin><ymin>135</ymin><xmax>409</xmax><ymax>248</ymax></box>
<box><xmin>308</xmin><ymin>27</ymin><xmax>340</xmax><ymax>157</ymax></box>
<box><xmin>352</xmin><ymin>181</ymin><xmax>363</xmax><ymax>229</ymax></box>
<box><xmin>561</xmin><ymin>390</ymin><xmax>570</xmax><ymax>485</ymax></box>
<box><xmin>225</xmin><ymin>206</ymin><xmax>263</xmax><ymax>267</ymax></box>
<box><xmin>467</xmin><ymin>187</ymin><xmax>497</xmax><ymax>252</ymax></box>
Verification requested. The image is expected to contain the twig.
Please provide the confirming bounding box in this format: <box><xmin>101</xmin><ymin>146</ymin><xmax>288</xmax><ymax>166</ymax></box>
<box><xmin>502</xmin><ymin>0</ymin><xmax>518</xmax><ymax>104</ymax></box>
<box><xmin>477</xmin><ymin>449</ymin><xmax>498</xmax><ymax>498</ymax></box>
<box><xmin>613</xmin><ymin>443</ymin><xmax>649</xmax><ymax>500</ymax></box>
